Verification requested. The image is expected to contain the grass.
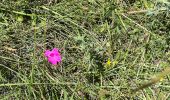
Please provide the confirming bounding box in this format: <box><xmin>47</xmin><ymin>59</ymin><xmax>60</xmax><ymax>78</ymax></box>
<box><xmin>0</xmin><ymin>0</ymin><xmax>170</xmax><ymax>99</ymax></box>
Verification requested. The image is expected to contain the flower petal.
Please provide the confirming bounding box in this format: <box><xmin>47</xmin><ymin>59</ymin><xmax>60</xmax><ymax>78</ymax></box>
<box><xmin>45</xmin><ymin>50</ymin><xmax>51</xmax><ymax>57</ymax></box>
<box><xmin>52</xmin><ymin>48</ymin><xmax>60</xmax><ymax>56</ymax></box>
<box><xmin>48</xmin><ymin>57</ymin><xmax>57</xmax><ymax>65</ymax></box>
<box><xmin>54</xmin><ymin>56</ymin><xmax>62</xmax><ymax>62</ymax></box>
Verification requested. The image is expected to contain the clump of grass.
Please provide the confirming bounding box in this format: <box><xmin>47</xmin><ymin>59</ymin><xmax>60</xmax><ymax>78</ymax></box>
<box><xmin>132</xmin><ymin>67</ymin><xmax>170</xmax><ymax>93</ymax></box>
<box><xmin>0</xmin><ymin>0</ymin><xmax>170</xmax><ymax>99</ymax></box>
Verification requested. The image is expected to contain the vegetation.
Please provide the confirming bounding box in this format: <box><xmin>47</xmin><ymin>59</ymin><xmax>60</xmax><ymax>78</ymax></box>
<box><xmin>0</xmin><ymin>0</ymin><xmax>170</xmax><ymax>99</ymax></box>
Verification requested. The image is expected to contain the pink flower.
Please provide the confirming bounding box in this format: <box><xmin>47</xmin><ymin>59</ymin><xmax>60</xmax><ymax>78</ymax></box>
<box><xmin>44</xmin><ymin>48</ymin><xmax>62</xmax><ymax>65</ymax></box>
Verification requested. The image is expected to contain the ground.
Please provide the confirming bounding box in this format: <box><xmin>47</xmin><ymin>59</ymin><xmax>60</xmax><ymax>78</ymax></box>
<box><xmin>0</xmin><ymin>0</ymin><xmax>170</xmax><ymax>99</ymax></box>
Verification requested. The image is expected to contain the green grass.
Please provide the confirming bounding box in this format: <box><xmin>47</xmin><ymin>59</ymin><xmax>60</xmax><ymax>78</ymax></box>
<box><xmin>0</xmin><ymin>0</ymin><xmax>170</xmax><ymax>99</ymax></box>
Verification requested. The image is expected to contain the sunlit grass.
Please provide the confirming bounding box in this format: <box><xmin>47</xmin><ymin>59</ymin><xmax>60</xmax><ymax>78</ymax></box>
<box><xmin>0</xmin><ymin>0</ymin><xmax>170</xmax><ymax>99</ymax></box>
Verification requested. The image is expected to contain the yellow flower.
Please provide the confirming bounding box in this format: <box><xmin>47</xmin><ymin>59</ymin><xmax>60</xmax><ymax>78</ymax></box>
<box><xmin>105</xmin><ymin>58</ymin><xmax>111</xmax><ymax>67</ymax></box>
<box><xmin>160</xmin><ymin>77</ymin><xmax>164</xmax><ymax>81</ymax></box>
<box><xmin>107</xmin><ymin>58</ymin><xmax>111</xmax><ymax>66</ymax></box>
<box><xmin>105</xmin><ymin>58</ymin><xmax>118</xmax><ymax>69</ymax></box>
